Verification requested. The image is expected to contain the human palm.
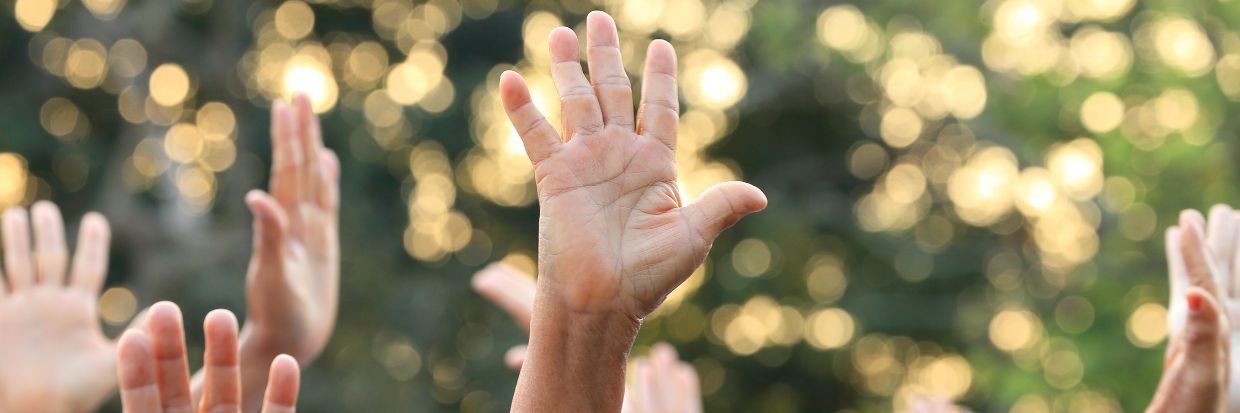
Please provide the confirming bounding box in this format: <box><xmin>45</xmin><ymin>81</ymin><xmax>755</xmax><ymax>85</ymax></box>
<box><xmin>504</xmin><ymin>12</ymin><xmax>766</xmax><ymax>319</ymax></box>
<box><xmin>243</xmin><ymin>95</ymin><xmax>340</xmax><ymax>361</ymax></box>
<box><xmin>0</xmin><ymin>203</ymin><xmax>115</xmax><ymax>412</ymax></box>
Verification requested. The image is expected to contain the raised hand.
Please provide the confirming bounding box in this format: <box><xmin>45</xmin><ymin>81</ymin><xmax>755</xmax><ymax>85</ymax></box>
<box><xmin>1167</xmin><ymin>207</ymin><xmax>1240</xmax><ymax>408</ymax></box>
<box><xmin>623</xmin><ymin>343</ymin><xmax>703</xmax><ymax>413</ymax></box>
<box><xmin>500</xmin><ymin>11</ymin><xmax>765</xmax><ymax>321</ymax></box>
<box><xmin>213</xmin><ymin>94</ymin><xmax>338</xmax><ymax>410</ymax></box>
<box><xmin>243</xmin><ymin>94</ymin><xmax>340</xmax><ymax>359</ymax></box>
<box><xmin>0</xmin><ymin>202</ymin><xmax>115</xmax><ymax>413</ymax></box>
<box><xmin>1152</xmin><ymin>213</ymin><xmax>1229</xmax><ymax>413</ymax></box>
<box><xmin>500</xmin><ymin>11</ymin><xmax>764</xmax><ymax>410</ymax></box>
<box><xmin>119</xmin><ymin>302</ymin><xmax>301</xmax><ymax>413</ymax></box>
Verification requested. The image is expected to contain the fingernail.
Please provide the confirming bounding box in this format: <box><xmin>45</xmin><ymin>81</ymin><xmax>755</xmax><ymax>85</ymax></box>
<box><xmin>1188</xmin><ymin>293</ymin><xmax>1203</xmax><ymax>312</ymax></box>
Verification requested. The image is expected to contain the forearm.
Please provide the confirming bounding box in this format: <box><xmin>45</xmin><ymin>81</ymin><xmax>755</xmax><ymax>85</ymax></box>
<box><xmin>511</xmin><ymin>293</ymin><xmax>640</xmax><ymax>413</ymax></box>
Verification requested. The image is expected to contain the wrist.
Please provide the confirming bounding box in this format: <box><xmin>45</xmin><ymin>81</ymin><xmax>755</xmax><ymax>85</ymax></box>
<box><xmin>512</xmin><ymin>292</ymin><xmax>641</xmax><ymax>412</ymax></box>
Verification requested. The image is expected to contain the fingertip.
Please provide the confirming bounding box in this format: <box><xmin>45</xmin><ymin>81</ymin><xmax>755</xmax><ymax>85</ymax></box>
<box><xmin>726</xmin><ymin>181</ymin><xmax>768</xmax><ymax>214</ymax></box>
<box><xmin>504</xmin><ymin>346</ymin><xmax>527</xmax><ymax>371</ymax></box>
<box><xmin>470</xmin><ymin>267</ymin><xmax>496</xmax><ymax>293</ymax></box>
<box><xmin>294</xmin><ymin>93</ymin><xmax>312</xmax><ymax>112</ymax></box>
<box><xmin>266</xmin><ymin>354</ymin><xmax>301</xmax><ymax>406</ymax></box>
<box><xmin>3</xmin><ymin>206</ymin><xmax>26</xmax><ymax>226</ymax></box>
<box><xmin>30</xmin><ymin>200</ymin><xmax>60</xmax><ymax>221</ymax></box>
<box><xmin>548</xmin><ymin>27</ymin><xmax>581</xmax><ymax>61</ymax></box>
<box><xmin>272</xmin><ymin>354</ymin><xmax>300</xmax><ymax>375</ymax></box>
<box><xmin>149</xmin><ymin>301</ymin><xmax>182</xmax><ymax>321</ymax></box>
<box><xmin>499</xmin><ymin>71</ymin><xmax>532</xmax><ymax>110</ymax></box>
<box><xmin>586</xmin><ymin>11</ymin><xmax>618</xmax><ymax>43</ymax></box>
<box><xmin>647</xmin><ymin>39</ymin><xmax>677</xmax><ymax>62</ymax></box>
<box><xmin>203</xmin><ymin>309</ymin><xmax>239</xmax><ymax>334</ymax></box>
<box><xmin>118</xmin><ymin>328</ymin><xmax>152</xmax><ymax>356</ymax></box>
<box><xmin>81</xmin><ymin>211</ymin><xmax>111</xmax><ymax>238</ymax></box>
<box><xmin>652</xmin><ymin>342</ymin><xmax>677</xmax><ymax>362</ymax></box>
<box><xmin>586</xmin><ymin>10</ymin><xmax>612</xmax><ymax>22</ymax></box>
<box><xmin>1181</xmin><ymin>209</ymin><xmax>1205</xmax><ymax>231</ymax></box>
<box><xmin>117</xmin><ymin>329</ymin><xmax>155</xmax><ymax>387</ymax></box>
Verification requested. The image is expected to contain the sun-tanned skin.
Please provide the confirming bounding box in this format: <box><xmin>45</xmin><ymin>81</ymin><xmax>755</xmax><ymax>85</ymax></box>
<box><xmin>118</xmin><ymin>302</ymin><xmax>300</xmax><ymax>413</ymax></box>
<box><xmin>0</xmin><ymin>203</ymin><xmax>115</xmax><ymax>412</ymax></box>
<box><xmin>472</xmin><ymin>263</ymin><xmax>702</xmax><ymax>412</ymax></box>
<box><xmin>498</xmin><ymin>11</ymin><xmax>766</xmax><ymax>412</ymax></box>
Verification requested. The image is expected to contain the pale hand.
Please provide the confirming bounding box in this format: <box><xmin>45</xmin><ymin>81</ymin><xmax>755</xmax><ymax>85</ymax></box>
<box><xmin>0</xmin><ymin>203</ymin><xmax>115</xmax><ymax>413</ymax></box>
<box><xmin>1167</xmin><ymin>207</ymin><xmax>1240</xmax><ymax>410</ymax></box>
<box><xmin>241</xmin><ymin>94</ymin><xmax>340</xmax><ymax>361</ymax></box>
<box><xmin>119</xmin><ymin>302</ymin><xmax>301</xmax><ymax>413</ymax></box>
<box><xmin>500</xmin><ymin>11</ymin><xmax>766</xmax><ymax>321</ymax></box>
<box><xmin>623</xmin><ymin>343</ymin><xmax>703</xmax><ymax>413</ymax></box>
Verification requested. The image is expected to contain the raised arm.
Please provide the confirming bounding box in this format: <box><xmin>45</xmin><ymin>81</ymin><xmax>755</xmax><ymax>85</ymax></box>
<box><xmin>474</xmin><ymin>264</ymin><xmax>703</xmax><ymax>412</ymax></box>
<box><xmin>499</xmin><ymin>12</ymin><xmax>765</xmax><ymax>409</ymax></box>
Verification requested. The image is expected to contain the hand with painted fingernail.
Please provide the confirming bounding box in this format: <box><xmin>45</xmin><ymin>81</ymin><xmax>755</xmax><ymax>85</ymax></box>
<box><xmin>1147</xmin><ymin>287</ymin><xmax>1227</xmax><ymax>413</ymax></box>
<box><xmin>197</xmin><ymin>94</ymin><xmax>340</xmax><ymax>412</ymax></box>
<box><xmin>500</xmin><ymin>10</ymin><xmax>766</xmax><ymax>411</ymax></box>
<box><xmin>1166</xmin><ymin>208</ymin><xmax>1240</xmax><ymax>409</ymax></box>
<box><xmin>118</xmin><ymin>302</ymin><xmax>301</xmax><ymax>413</ymax></box>
<box><xmin>0</xmin><ymin>202</ymin><xmax>116</xmax><ymax>413</ymax></box>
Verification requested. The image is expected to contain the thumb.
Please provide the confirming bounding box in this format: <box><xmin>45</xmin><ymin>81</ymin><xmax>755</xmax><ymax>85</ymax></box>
<box><xmin>681</xmin><ymin>181</ymin><xmax>767</xmax><ymax>245</ymax></box>
<box><xmin>245</xmin><ymin>191</ymin><xmax>290</xmax><ymax>311</ymax></box>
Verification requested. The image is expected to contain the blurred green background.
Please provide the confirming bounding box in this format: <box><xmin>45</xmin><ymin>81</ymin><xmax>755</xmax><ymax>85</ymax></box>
<box><xmin>0</xmin><ymin>0</ymin><xmax>1233</xmax><ymax>411</ymax></box>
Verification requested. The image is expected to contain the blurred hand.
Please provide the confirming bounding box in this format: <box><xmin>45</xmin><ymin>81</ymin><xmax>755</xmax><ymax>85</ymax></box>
<box><xmin>1151</xmin><ymin>213</ymin><xmax>1229</xmax><ymax>413</ymax></box>
<box><xmin>623</xmin><ymin>343</ymin><xmax>702</xmax><ymax>413</ymax></box>
<box><xmin>1167</xmin><ymin>207</ymin><xmax>1240</xmax><ymax>409</ymax></box>
<box><xmin>205</xmin><ymin>94</ymin><xmax>338</xmax><ymax>411</ymax></box>
<box><xmin>473</xmin><ymin>265</ymin><xmax>703</xmax><ymax>412</ymax></box>
<box><xmin>119</xmin><ymin>302</ymin><xmax>301</xmax><ymax>413</ymax></box>
<box><xmin>905</xmin><ymin>395</ymin><xmax>969</xmax><ymax>413</ymax></box>
<box><xmin>242</xmin><ymin>94</ymin><xmax>340</xmax><ymax>360</ymax></box>
<box><xmin>501</xmin><ymin>10</ymin><xmax>764</xmax><ymax>411</ymax></box>
<box><xmin>0</xmin><ymin>202</ymin><xmax>115</xmax><ymax>413</ymax></box>
<box><xmin>471</xmin><ymin>263</ymin><xmax>534</xmax><ymax>370</ymax></box>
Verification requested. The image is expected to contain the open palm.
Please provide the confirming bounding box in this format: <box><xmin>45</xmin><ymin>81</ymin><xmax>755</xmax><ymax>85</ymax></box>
<box><xmin>500</xmin><ymin>12</ymin><xmax>766</xmax><ymax>319</ymax></box>
<box><xmin>242</xmin><ymin>95</ymin><xmax>340</xmax><ymax>362</ymax></box>
<box><xmin>0</xmin><ymin>203</ymin><xmax>115</xmax><ymax>412</ymax></box>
